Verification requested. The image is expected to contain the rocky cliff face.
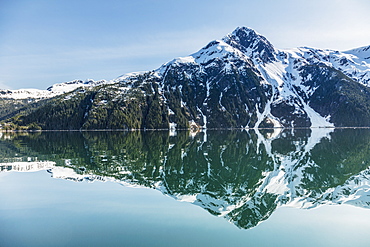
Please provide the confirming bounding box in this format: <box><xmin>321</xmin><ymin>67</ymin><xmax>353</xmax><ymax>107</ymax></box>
<box><xmin>1</xmin><ymin>27</ymin><xmax>370</xmax><ymax>130</ymax></box>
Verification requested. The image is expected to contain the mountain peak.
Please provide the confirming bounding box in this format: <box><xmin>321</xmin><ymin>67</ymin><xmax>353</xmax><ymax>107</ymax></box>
<box><xmin>232</xmin><ymin>26</ymin><xmax>259</xmax><ymax>36</ymax></box>
<box><xmin>223</xmin><ymin>26</ymin><xmax>276</xmax><ymax>63</ymax></box>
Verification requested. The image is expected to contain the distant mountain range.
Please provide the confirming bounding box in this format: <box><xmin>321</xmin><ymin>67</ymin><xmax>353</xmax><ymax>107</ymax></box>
<box><xmin>1</xmin><ymin>27</ymin><xmax>370</xmax><ymax>130</ymax></box>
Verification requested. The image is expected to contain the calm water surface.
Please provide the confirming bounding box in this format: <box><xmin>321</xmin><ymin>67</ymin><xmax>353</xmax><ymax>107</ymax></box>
<box><xmin>1</xmin><ymin>128</ymin><xmax>370</xmax><ymax>247</ymax></box>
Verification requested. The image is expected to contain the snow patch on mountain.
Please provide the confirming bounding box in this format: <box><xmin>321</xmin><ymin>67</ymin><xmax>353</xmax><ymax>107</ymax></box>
<box><xmin>0</xmin><ymin>88</ymin><xmax>59</xmax><ymax>100</ymax></box>
<box><xmin>283</xmin><ymin>46</ymin><xmax>370</xmax><ymax>87</ymax></box>
<box><xmin>0</xmin><ymin>79</ymin><xmax>109</xmax><ymax>100</ymax></box>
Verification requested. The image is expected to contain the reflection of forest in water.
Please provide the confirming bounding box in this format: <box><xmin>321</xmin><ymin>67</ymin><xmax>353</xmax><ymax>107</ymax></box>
<box><xmin>1</xmin><ymin>128</ymin><xmax>370</xmax><ymax>229</ymax></box>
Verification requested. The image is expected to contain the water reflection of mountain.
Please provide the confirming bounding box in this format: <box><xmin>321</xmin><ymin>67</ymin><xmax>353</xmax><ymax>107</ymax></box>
<box><xmin>1</xmin><ymin>128</ymin><xmax>370</xmax><ymax>229</ymax></box>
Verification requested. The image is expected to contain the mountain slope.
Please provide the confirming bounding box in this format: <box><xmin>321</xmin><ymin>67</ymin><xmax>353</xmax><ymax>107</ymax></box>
<box><xmin>1</xmin><ymin>27</ymin><xmax>370</xmax><ymax>130</ymax></box>
<box><xmin>0</xmin><ymin>79</ymin><xmax>108</xmax><ymax>126</ymax></box>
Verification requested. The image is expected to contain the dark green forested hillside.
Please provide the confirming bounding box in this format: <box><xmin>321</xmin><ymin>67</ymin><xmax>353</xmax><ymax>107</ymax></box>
<box><xmin>302</xmin><ymin>65</ymin><xmax>370</xmax><ymax>127</ymax></box>
<box><xmin>1</xmin><ymin>61</ymin><xmax>270</xmax><ymax>130</ymax></box>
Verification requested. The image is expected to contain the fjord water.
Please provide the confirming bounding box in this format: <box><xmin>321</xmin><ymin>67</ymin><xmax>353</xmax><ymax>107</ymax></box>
<box><xmin>1</xmin><ymin>128</ymin><xmax>370</xmax><ymax>247</ymax></box>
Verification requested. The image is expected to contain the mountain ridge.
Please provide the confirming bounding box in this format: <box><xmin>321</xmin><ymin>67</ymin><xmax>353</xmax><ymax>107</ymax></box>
<box><xmin>1</xmin><ymin>27</ymin><xmax>370</xmax><ymax>130</ymax></box>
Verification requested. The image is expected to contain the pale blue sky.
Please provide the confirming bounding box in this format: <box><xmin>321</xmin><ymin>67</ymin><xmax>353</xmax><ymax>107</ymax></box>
<box><xmin>1</xmin><ymin>0</ymin><xmax>370</xmax><ymax>89</ymax></box>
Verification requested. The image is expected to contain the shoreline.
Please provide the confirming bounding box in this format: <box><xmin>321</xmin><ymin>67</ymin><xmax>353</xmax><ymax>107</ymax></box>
<box><xmin>1</xmin><ymin>126</ymin><xmax>370</xmax><ymax>133</ymax></box>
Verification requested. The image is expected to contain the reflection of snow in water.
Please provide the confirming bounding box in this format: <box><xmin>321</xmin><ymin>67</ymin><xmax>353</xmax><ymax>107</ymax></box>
<box><xmin>1</xmin><ymin>129</ymin><xmax>369</xmax><ymax>229</ymax></box>
<box><xmin>0</xmin><ymin>161</ymin><xmax>55</xmax><ymax>173</ymax></box>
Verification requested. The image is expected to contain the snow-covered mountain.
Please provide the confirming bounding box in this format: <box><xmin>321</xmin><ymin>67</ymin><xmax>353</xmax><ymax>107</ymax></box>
<box><xmin>151</xmin><ymin>26</ymin><xmax>370</xmax><ymax>128</ymax></box>
<box><xmin>1</xmin><ymin>27</ymin><xmax>370</xmax><ymax>129</ymax></box>
<box><xmin>0</xmin><ymin>79</ymin><xmax>108</xmax><ymax>100</ymax></box>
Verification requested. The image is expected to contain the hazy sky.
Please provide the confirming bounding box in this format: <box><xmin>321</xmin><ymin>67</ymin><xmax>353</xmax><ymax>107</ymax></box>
<box><xmin>1</xmin><ymin>0</ymin><xmax>370</xmax><ymax>89</ymax></box>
